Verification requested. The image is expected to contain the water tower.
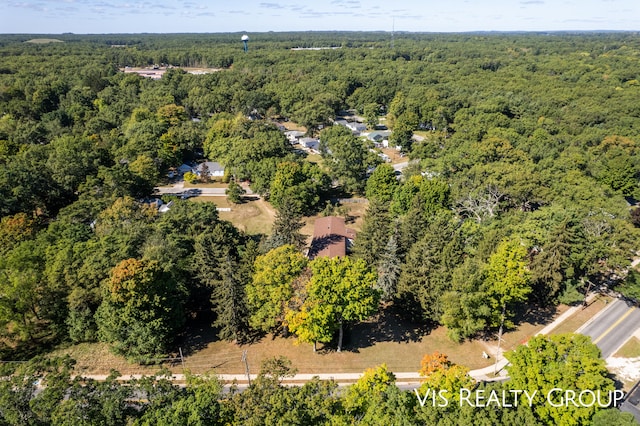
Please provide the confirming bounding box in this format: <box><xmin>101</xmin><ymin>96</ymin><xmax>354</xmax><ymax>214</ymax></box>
<box><xmin>241</xmin><ymin>34</ymin><xmax>249</xmax><ymax>52</ymax></box>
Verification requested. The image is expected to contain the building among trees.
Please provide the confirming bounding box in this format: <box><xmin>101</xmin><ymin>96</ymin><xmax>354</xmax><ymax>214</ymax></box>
<box><xmin>308</xmin><ymin>216</ymin><xmax>355</xmax><ymax>259</ymax></box>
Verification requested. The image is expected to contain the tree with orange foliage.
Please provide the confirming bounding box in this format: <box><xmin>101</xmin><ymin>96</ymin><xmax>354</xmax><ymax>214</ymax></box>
<box><xmin>418</xmin><ymin>351</ymin><xmax>475</xmax><ymax>407</ymax></box>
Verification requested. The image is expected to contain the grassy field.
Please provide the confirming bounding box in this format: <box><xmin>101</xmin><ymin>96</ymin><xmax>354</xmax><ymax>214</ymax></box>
<box><xmin>614</xmin><ymin>337</ymin><xmax>640</xmax><ymax>358</ymax></box>
<box><xmin>49</xmin><ymin>301</ymin><xmax>578</xmax><ymax>378</ymax></box>
<box><xmin>191</xmin><ymin>196</ymin><xmax>275</xmax><ymax>235</ymax></box>
<box><xmin>305</xmin><ymin>152</ymin><xmax>323</xmax><ymax>164</ymax></box>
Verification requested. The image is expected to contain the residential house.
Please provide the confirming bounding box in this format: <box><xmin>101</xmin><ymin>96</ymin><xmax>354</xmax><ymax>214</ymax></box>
<box><xmin>308</xmin><ymin>216</ymin><xmax>356</xmax><ymax>259</ymax></box>
<box><xmin>284</xmin><ymin>130</ymin><xmax>305</xmax><ymax>144</ymax></box>
<box><xmin>367</xmin><ymin>130</ymin><xmax>391</xmax><ymax>143</ymax></box>
<box><xmin>195</xmin><ymin>161</ymin><xmax>225</xmax><ymax>178</ymax></box>
<box><xmin>177</xmin><ymin>163</ymin><xmax>193</xmax><ymax>175</ymax></box>
<box><xmin>346</xmin><ymin>121</ymin><xmax>367</xmax><ymax>135</ymax></box>
<box><xmin>334</xmin><ymin>119</ymin><xmax>367</xmax><ymax>136</ymax></box>
<box><xmin>299</xmin><ymin>137</ymin><xmax>320</xmax><ymax>152</ymax></box>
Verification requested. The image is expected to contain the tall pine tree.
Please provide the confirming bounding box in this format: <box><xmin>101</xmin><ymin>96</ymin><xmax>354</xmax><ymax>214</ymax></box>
<box><xmin>193</xmin><ymin>224</ymin><xmax>249</xmax><ymax>342</ymax></box>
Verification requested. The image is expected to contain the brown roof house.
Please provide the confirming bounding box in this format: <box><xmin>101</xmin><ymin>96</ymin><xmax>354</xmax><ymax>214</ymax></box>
<box><xmin>308</xmin><ymin>216</ymin><xmax>356</xmax><ymax>259</ymax></box>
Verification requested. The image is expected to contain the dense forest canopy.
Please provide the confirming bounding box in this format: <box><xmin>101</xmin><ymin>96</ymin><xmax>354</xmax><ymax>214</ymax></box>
<box><xmin>1</xmin><ymin>30</ymin><xmax>640</xmax><ymax>362</ymax></box>
<box><xmin>1</xmin><ymin>29</ymin><xmax>640</xmax><ymax>425</ymax></box>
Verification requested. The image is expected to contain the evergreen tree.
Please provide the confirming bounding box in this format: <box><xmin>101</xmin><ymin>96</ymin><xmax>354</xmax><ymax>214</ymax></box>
<box><xmin>397</xmin><ymin>214</ymin><xmax>464</xmax><ymax>323</ymax></box>
<box><xmin>376</xmin><ymin>230</ymin><xmax>401</xmax><ymax>302</ymax></box>
<box><xmin>193</xmin><ymin>224</ymin><xmax>249</xmax><ymax>342</ymax></box>
<box><xmin>266</xmin><ymin>198</ymin><xmax>306</xmax><ymax>251</ymax></box>
<box><xmin>530</xmin><ymin>219</ymin><xmax>577</xmax><ymax>304</ymax></box>
<box><xmin>225</xmin><ymin>180</ymin><xmax>245</xmax><ymax>204</ymax></box>
<box><xmin>353</xmin><ymin>200</ymin><xmax>391</xmax><ymax>267</ymax></box>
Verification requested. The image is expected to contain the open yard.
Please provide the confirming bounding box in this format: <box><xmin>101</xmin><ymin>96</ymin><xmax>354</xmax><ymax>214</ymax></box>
<box><xmin>50</xmin><ymin>301</ymin><xmax>577</xmax><ymax>378</ymax></box>
<box><xmin>191</xmin><ymin>196</ymin><xmax>275</xmax><ymax>236</ymax></box>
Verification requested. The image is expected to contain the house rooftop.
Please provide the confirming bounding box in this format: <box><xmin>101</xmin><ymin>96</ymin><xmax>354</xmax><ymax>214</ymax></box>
<box><xmin>196</xmin><ymin>161</ymin><xmax>224</xmax><ymax>173</ymax></box>
<box><xmin>308</xmin><ymin>216</ymin><xmax>356</xmax><ymax>259</ymax></box>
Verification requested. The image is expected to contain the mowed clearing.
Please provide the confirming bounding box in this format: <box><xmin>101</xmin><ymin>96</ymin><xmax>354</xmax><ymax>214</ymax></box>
<box><xmin>51</xmin><ymin>304</ymin><xmax>573</xmax><ymax>378</ymax></box>
<box><xmin>191</xmin><ymin>196</ymin><xmax>275</xmax><ymax>235</ymax></box>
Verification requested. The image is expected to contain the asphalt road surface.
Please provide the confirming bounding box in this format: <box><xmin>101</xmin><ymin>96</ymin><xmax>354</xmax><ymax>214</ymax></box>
<box><xmin>578</xmin><ymin>298</ymin><xmax>640</xmax><ymax>358</ymax></box>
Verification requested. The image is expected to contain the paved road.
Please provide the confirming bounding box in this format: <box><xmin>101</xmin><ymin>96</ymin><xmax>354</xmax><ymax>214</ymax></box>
<box><xmin>393</xmin><ymin>161</ymin><xmax>409</xmax><ymax>172</ymax></box>
<box><xmin>578</xmin><ymin>298</ymin><xmax>640</xmax><ymax>358</ymax></box>
<box><xmin>154</xmin><ymin>184</ymin><xmax>254</xmax><ymax>197</ymax></box>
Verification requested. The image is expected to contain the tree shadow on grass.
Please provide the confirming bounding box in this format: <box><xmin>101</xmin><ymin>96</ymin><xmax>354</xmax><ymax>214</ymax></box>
<box><xmin>511</xmin><ymin>304</ymin><xmax>561</xmax><ymax>328</ymax></box>
<box><xmin>178</xmin><ymin>314</ymin><xmax>266</xmax><ymax>358</ymax></box>
<box><xmin>334</xmin><ymin>304</ymin><xmax>434</xmax><ymax>353</ymax></box>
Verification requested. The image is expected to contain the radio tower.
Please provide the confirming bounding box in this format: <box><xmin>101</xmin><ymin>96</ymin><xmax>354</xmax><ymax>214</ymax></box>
<box><xmin>391</xmin><ymin>17</ymin><xmax>395</xmax><ymax>49</ymax></box>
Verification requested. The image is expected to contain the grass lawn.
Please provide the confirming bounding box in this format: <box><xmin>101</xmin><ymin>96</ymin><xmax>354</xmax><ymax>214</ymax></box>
<box><xmin>305</xmin><ymin>153</ymin><xmax>323</xmax><ymax>164</ymax></box>
<box><xmin>614</xmin><ymin>337</ymin><xmax>640</xmax><ymax>358</ymax></box>
<box><xmin>281</xmin><ymin>121</ymin><xmax>307</xmax><ymax>132</ymax></box>
<box><xmin>49</xmin><ymin>343</ymin><xmax>166</xmax><ymax>377</ymax></box>
<box><xmin>52</xmin><ymin>307</ymin><xmax>496</xmax><ymax>377</ymax></box>
<box><xmin>49</xmin><ymin>301</ymin><xmax>587</xmax><ymax>378</ymax></box>
<box><xmin>191</xmin><ymin>196</ymin><xmax>275</xmax><ymax>235</ymax></box>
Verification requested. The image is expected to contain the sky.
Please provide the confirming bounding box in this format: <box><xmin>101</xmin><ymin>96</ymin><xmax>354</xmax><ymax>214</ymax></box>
<box><xmin>1</xmin><ymin>0</ymin><xmax>638</xmax><ymax>34</ymax></box>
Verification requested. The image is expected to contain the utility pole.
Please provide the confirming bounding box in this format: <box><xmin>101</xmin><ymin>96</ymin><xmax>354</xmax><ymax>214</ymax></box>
<box><xmin>493</xmin><ymin>304</ymin><xmax>507</xmax><ymax>376</ymax></box>
<box><xmin>179</xmin><ymin>347</ymin><xmax>185</xmax><ymax>369</ymax></box>
<box><xmin>241</xmin><ymin>350</ymin><xmax>251</xmax><ymax>386</ymax></box>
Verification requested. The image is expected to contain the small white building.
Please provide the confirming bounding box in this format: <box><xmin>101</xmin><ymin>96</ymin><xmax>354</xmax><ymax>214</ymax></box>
<box><xmin>346</xmin><ymin>122</ymin><xmax>367</xmax><ymax>135</ymax></box>
<box><xmin>284</xmin><ymin>130</ymin><xmax>305</xmax><ymax>144</ymax></box>
<box><xmin>299</xmin><ymin>137</ymin><xmax>320</xmax><ymax>151</ymax></box>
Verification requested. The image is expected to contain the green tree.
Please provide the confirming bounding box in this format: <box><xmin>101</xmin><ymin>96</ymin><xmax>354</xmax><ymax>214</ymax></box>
<box><xmin>505</xmin><ymin>333</ymin><xmax>615</xmax><ymax>426</ymax></box>
<box><xmin>376</xmin><ymin>231</ymin><xmax>402</xmax><ymax>302</ymax></box>
<box><xmin>389</xmin><ymin>113</ymin><xmax>416</xmax><ymax>152</ymax></box>
<box><xmin>135</xmin><ymin>372</ymin><xmax>224</xmax><ymax>426</ymax></box>
<box><xmin>441</xmin><ymin>258</ymin><xmax>492</xmax><ymax>342</ymax></box>
<box><xmin>365</xmin><ymin>163</ymin><xmax>398</xmax><ymax>205</ymax></box>
<box><xmin>591</xmin><ymin>409</ymin><xmax>638</xmax><ymax>426</ymax></box>
<box><xmin>343</xmin><ymin>364</ymin><xmax>398</xmax><ymax>420</ymax></box>
<box><xmin>225</xmin><ymin>180</ymin><xmax>245</xmax><ymax>204</ymax></box>
<box><xmin>363</xmin><ymin>103</ymin><xmax>380</xmax><ymax>129</ymax></box>
<box><xmin>618</xmin><ymin>269</ymin><xmax>640</xmax><ymax>302</ymax></box>
<box><xmin>246</xmin><ymin>245</ymin><xmax>308</xmax><ymax>332</ymax></box>
<box><xmin>353</xmin><ymin>200</ymin><xmax>392</xmax><ymax>267</ymax></box>
<box><xmin>95</xmin><ymin>258</ymin><xmax>187</xmax><ymax>360</ymax></box>
<box><xmin>193</xmin><ymin>224</ymin><xmax>249</xmax><ymax>342</ymax></box>
<box><xmin>0</xmin><ymin>212</ymin><xmax>37</xmax><ymax>256</ymax></box>
<box><xmin>397</xmin><ymin>214</ymin><xmax>464</xmax><ymax>323</ymax></box>
<box><xmin>485</xmin><ymin>238</ymin><xmax>532</xmax><ymax>338</ymax></box>
<box><xmin>183</xmin><ymin>170</ymin><xmax>198</xmax><ymax>184</ymax></box>
<box><xmin>52</xmin><ymin>371</ymin><xmax>134</xmax><ymax>426</ymax></box>
<box><xmin>269</xmin><ymin>161</ymin><xmax>330</xmax><ymax>215</ymax></box>
<box><xmin>287</xmin><ymin>256</ymin><xmax>379</xmax><ymax>352</ymax></box>
<box><xmin>319</xmin><ymin>125</ymin><xmax>377</xmax><ymax>194</ymax></box>
<box><xmin>266</xmin><ymin>198</ymin><xmax>307</xmax><ymax>251</ymax></box>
